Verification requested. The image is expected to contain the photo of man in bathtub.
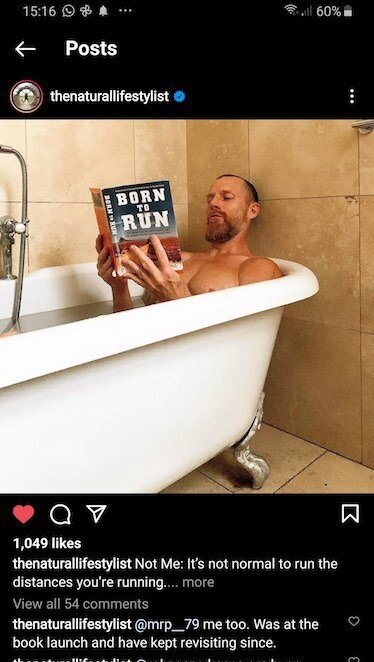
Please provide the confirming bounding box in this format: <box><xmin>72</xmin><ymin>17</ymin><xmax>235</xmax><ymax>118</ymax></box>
<box><xmin>96</xmin><ymin>174</ymin><xmax>283</xmax><ymax>311</ymax></box>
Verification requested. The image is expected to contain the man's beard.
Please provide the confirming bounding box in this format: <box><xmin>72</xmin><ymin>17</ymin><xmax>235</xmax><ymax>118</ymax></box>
<box><xmin>205</xmin><ymin>216</ymin><xmax>240</xmax><ymax>244</ymax></box>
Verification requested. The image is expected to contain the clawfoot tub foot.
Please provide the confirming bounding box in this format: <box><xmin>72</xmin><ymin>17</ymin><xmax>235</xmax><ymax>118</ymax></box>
<box><xmin>232</xmin><ymin>391</ymin><xmax>270</xmax><ymax>489</ymax></box>
<box><xmin>233</xmin><ymin>447</ymin><xmax>270</xmax><ymax>489</ymax></box>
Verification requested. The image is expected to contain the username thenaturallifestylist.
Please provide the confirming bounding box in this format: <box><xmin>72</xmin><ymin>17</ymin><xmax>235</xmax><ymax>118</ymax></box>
<box><xmin>50</xmin><ymin>90</ymin><xmax>170</xmax><ymax>105</ymax></box>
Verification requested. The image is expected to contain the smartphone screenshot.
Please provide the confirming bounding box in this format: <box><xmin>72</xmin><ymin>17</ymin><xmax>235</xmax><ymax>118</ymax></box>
<box><xmin>0</xmin><ymin>2</ymin><xmax>372</xmax><ymax>661</ymax></box>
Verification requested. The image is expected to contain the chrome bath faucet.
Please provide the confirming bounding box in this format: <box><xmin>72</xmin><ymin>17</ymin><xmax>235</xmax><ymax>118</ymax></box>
<box><xmin>0</xmin><ymin>145</ymin><xmax>29</xmax><ymax>323</ymax></box>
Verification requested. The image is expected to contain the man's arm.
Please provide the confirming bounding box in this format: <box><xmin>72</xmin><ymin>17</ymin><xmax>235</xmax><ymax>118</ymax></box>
<box><xmin>238</xmin><ymin>257</ymin><xmax>283</xmax><ymax>286</ymax></box>
<box><xmin>96</xmin><ymin>235</ymin><xmax>134</xmax><ymax>312</ymax></box>
<box><xmin>112</xmin><ymin>284</ymin><xmax>134</xmax><ymax>312</ymax></box>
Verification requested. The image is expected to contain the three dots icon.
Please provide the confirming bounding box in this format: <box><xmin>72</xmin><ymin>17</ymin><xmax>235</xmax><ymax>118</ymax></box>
<box><xmin>349</xmin><ymin>88</ymin><xmax>355</xmax><ymax>104</ymax></box>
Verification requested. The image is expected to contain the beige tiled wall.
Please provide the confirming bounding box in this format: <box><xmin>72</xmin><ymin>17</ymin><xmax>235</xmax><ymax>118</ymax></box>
<box><xmin>361</xmin><ymin>195</ymin><xmax>374</xmax><ymax>333</ymax></box>
<box><xmin>249</xmin><ymin>120</ymin><xmax>359</xmax><ymax>199</ymax></box>
<box><xmin>249</xmin><ymin>121</ymin><xmax>372</xmax><ymax>466</ymax></box>
<box><xmin>185</xmin><ymin>119</ymin><xmax>373</xmax><ymax>468</ymax></box>
<box><xmin>0</xmin><ymin>121</ymin><xmax>26</xmax><ymax>203</ymax></box>
<box><xmin>0</xmin><ymin>119</ymin><xmax>188</xmax><ymax>272</ymax></box>
<box><xmin>186</xmin><ymin>120</ymin><xmax>249</xmax><ymax>252</ymax></box>
<box><xmin>362</xmin><ymin>334</ymin><xmax>374</xmax><ymax>468</ymax></box>
<box><xmin>251</xmin><ymin>196</ymin><xmax>360</xmax><ymax>330</ymax></box>
<box><xmin>360</xmin><ymin>132</ymin><xmax>374</xmax><ymax>467</ymax></box>
<box><xmin>1</xmin><ymin>119</ymin><xmax>373</xmax><ymax>467</ymax></box>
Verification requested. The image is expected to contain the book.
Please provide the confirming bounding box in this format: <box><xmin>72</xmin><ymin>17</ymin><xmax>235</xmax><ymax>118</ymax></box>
<box><xmin>90</xmin><ymin>180</ymin><xmax>183</xmax><ymax>276</ymax></box>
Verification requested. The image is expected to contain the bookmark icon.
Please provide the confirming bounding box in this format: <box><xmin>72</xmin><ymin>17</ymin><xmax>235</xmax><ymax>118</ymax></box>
<box><xmin>86</xmin><ymin>504</ymin><xmax>107</xmax><ymax>524</ymax></box>
<box><xmin>341</xmin><ymin>503</ymin><xmax>360</xmax><ymax>524</ymax></box>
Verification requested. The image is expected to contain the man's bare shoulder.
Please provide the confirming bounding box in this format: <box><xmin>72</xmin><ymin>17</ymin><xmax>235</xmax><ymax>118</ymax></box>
<box><xmin>238</xmin><ymin>256</ymin><xmax>283</xmax><ymax>285</ymax></box>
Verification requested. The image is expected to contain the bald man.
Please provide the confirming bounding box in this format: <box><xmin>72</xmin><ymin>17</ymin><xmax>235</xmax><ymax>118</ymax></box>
<box><xmin>96</xmin><ymin>174</ymin><xmax>283</xmax><ymax>311</ymax></box>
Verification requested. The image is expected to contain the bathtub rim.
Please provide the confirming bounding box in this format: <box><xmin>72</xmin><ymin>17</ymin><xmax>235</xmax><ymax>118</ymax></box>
<box><xmin>0</xmin><ymin>257</ymin><xmax>318</xmax><ymax>389</ymax></box>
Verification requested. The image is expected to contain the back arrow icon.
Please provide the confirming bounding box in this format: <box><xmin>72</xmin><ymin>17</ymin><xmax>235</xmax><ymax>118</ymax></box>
<box><xmin>15</xmin><ymin>41</ymin><xmax>37</xmax><ymax>57</ymax></box>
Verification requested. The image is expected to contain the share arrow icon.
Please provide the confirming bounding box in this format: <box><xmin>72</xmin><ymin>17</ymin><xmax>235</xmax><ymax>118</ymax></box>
<box><xmin>86</xmin><ymin>505</ymin><xmax>107</xmax><ymax>524</ymax></box>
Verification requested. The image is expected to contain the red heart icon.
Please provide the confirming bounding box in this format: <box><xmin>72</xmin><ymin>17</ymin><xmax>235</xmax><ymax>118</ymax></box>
<box><xmin>13</xmin><ymin>505</ymin><xmax>35</xmax><ymax>524</ymax></box>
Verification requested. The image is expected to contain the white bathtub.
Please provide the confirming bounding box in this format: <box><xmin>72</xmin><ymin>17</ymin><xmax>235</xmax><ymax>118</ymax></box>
<box><xmin>0</xmin><ymin>259</ymin><xmax>318</xmax><ymax>493</ymax></box>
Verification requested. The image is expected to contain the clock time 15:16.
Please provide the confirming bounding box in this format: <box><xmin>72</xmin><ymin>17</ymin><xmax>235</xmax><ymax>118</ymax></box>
<box><xmin>23</xmin><ymin>5</ymin><xmax>58</xmax><ymax>17</ymax></box>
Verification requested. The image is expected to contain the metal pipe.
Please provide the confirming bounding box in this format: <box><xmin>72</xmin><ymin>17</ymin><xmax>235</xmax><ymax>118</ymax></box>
<box><xmin>0</xmin><ymin>145</ymin><xmax>28</xmax><ymax>324</ymax></box>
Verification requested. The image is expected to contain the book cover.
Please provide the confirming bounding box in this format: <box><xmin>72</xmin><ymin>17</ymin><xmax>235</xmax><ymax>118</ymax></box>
<box><xmin>90</xmin><ymin>180</ymin><xmax>183</xmax><ymax>276</ymax></box>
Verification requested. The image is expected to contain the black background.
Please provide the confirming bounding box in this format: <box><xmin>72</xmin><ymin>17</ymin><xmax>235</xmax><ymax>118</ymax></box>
<box><xmin>1</xmin><ymin>0</ymin><xmax>373</xmax><ymax>118</ymax></box>
<box><xmin>0</xmin><ymin>3</ymin><xmax>372</xmax><ymax>661</ymax></box>
<box><xmin>0</xmin><ymin>495</ymin><xmax>370</xmax><ymax>661</ymax></box>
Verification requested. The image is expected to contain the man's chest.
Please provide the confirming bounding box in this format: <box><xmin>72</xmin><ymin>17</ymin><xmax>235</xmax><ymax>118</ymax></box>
<box><xmin>183</xmin><ymin>257</ymin><xmax>246</xmax><ymax>294</ymax></box>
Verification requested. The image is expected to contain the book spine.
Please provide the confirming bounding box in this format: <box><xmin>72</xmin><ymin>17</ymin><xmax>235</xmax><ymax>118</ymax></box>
<box><xmin>90</xmin><ymin>188</ymin><xmax>123</xmax><ymax>276</ymax></box>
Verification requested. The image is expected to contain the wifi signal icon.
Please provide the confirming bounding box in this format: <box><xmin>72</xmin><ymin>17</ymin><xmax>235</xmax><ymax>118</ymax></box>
<box><xmin>284</xmin><ymin>4</ymin><xmax>298</xmax><ymax>14</ymax></box>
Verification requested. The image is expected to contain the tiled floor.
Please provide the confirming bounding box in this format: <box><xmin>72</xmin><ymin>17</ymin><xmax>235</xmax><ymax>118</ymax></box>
<box><xmin>162</xmin><ymin>423</ymin><xmax>374</xmax><ymax>494</ymax></box>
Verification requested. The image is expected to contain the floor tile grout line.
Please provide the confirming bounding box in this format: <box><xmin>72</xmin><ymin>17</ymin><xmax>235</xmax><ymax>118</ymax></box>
<box><xmin>273</xmin><ymin>451</ymin><xmax>328</xmax><ymax>493</ymax></box>
<box><xmin>198</xmin><ymin>439</ymin><xmax>327</xmax><ymax>494</ymax></box>
<box><xmin>263</xmin><ymin>422</ymin><xmax>328</xmax><ymax>453</ymax></box>
<box><xmin>197</xmin><ymin>469</ymin><xmax>235</xmax><ymax>494</ymax></box>
<box><xmin>262</xmin><ymin>422</ymin><xmax>366</xmax><ymax>465</ymax></box>
<box><xmin>198</xmin><ymin>465</ymin><xmax>267</xmax><ymax>495</ymax></box>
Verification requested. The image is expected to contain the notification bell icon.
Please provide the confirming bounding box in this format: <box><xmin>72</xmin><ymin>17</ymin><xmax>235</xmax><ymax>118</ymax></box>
<box><xmin>99</xmin><ymin>5</ymin><xmax>108</xmax><ymax>16</ymax></box>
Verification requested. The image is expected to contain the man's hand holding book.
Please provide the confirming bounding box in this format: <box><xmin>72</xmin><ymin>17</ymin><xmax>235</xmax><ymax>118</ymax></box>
<box><xmin>96</xmin><ymin>234</ymin><xmax>134</xmax><ymax>312</ymax></box>
<box><xmin>121</xmin><ymin>235</ymin><xmax>191</xmax><ymax>303</ymax></box>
